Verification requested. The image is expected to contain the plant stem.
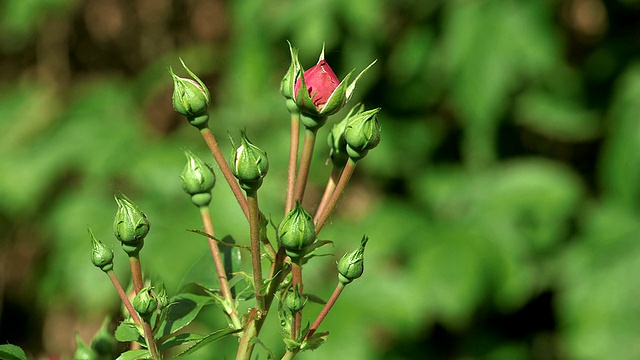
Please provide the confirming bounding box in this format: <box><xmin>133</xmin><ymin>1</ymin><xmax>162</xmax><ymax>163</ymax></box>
<box><xmin>305</xmin><ymin>282</ymin><xmax>345</xmax><ymax>341</ymax></box>
<box><xmin>314</xmin><ymin>158</ymin><xmax>358</xmax><ymax>234</ymax></box>
<box><xmin>106</xmin><ymin>270</ymin><xmax>142</xmax><ymax>326</ymax></box>
<box><xmin>141</xmin><ymin>319</ymin><xmax>161</xmax><ymax>359</ymax></box>
<box><xmin>291</xmin><ymin>262</ymin><xmax>303</xmax><ymax>340</ymax></box>
<box><xmin>293</xmin><ymin>128</ymin><xmax>317</xmax><ymax>203</ymax></box>
<box><xmin>285</xmin><ymin>111</ymin><xmax>301</xmax><ymax>214</ymax></box>
<box><xmin>281</xmin><ymin>350</ymin><xmax>296</xmax><ymax>360</ymax></box>
<box><xmin>200</xmin><ymin>127</ymin><xmax>250</xmax><ymax>220</ymax></box>
<box><xmin>246</xmin><ymin>190</ymin><xmax>264</xmax><ymax>310</ymax></box>
<box><xmin>199</xmin><ymin>206</ymin><xmax>242</xmax><ymax>329</ymax></box>
<box><xmin>235</xmin><ymin>308</ymin><xmax>259</xmax><ymax>360</ymax></box>
<box><xmin>129</xmin><ymin>255</ymin><xmax>144</xmax><ymax>294</ymax></box>
<box><xmin>314</xmin><ymin>166</ymin><xmax>341</xmax><ymax>220</ymax></box>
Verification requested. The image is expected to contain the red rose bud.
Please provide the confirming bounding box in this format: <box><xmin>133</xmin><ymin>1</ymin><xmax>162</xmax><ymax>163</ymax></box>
<box><xmin>292</xmin><ymin>44</ymin><xmax>377</xmax><ymax>120</ymax></box>
<box><xmin>295</xmin><ymin>59</ymin><xmax>340</xmax><ymax>110</ymax></box>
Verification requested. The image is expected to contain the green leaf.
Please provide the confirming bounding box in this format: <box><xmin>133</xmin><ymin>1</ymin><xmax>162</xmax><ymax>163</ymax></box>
<box><xmin>115</xmin><ymin>349</ymin><xmax>152</xmax><ymax>360</ymax></box>
<box><xmin>0</xmin><ymin>344</ymin><xmax>28</xmax><ymax>360</ymax></box>
<box><xmin>157</xmin><ymin>333</ymin><xmax>205</xmax><ymax>351</ymax></box>
<box><xmin>304</xmin><ymin>293</ymin><xmax>327</xmax><ymax>305</ymax></box>
<box><xmin>156</xmin><ymin>293</ymin><xmax>213</xmax><ymax>338</ymax></box>
<box><xmin>301</xmin><ymin>331</ymin><xmax>329</xmax><ymax>351</ymax></box>
<box><xmin>114</xmin><ymin>322</ymin><xmax>144</xmax><ymax>343</ymax></box>
<box><xmin>175</xmin><ymin>327</ymin><xmax>242</xmax><ymax>357</ymax></box>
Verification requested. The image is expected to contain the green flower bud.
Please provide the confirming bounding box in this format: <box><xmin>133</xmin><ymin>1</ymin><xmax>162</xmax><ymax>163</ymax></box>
<box><xmin>181</xmin><ymin>149</ymin><xmax>216</xmax><ymax>206</ymax></box>
<box><xmin>280</xmin><ymin>41</ymin><xmax>301</xmax><ymax>100</ymax></box>
<box><xmin>133</xmin><ymin>286</ymin><xmax>157</xmax><ymax>319</ymax></box>
<box><xmin>337</xmin><ymin>235</ymin><xmax>368</xmax><ymax>284</ymax></box>
<box><xmin>284</xmin><ymin>285</ymin><xmax>307</xmax><ymax>313</ymax></box>
<box><xmin>278</xmin><ymin>202</ymin><xmax>316</xmax><ymax>260</ymax></box>
<box><xmin>169</xmin><ymin>58</ymin><xmax>211</xmax><ymax>129</ymax></box>
<box><xmin>156</xmin><ymin>283</ymin><xmax>169</xmax><ymax>311</ymax></box>
<box><xmin>74</xmin><ymin>333</ymin><xmax>97</xmax><ymax>360</ymax></box>
<box><xmin>231</xmin><ymin>131</ymin><xmax>269</xmax><ymax>191</ymax></box>
<box><xmin>113</xmin><ymin>193</ymin><xmax>150</xmax><ymax>245</ymax></box>
<box><xmin>89</xmin><ymin>228</ymin><xmax>114</xmax><ymax>272</ymax></box>
<box><xmin>328</xmin><ymin>104</ymin><xmax>364</xmax><ymax>168</ymax></box>
<box><xmin>344</xmin><ymin>108</ymin><xmax>381</xmax><ymax>160</ymax></box>
<box><xmin>91</xmin><ymin>318</ymin><xmax>117</xmax><ymax>360</ymax></box>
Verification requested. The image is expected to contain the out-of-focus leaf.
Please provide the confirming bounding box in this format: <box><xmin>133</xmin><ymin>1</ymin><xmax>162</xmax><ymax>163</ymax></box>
<box><xmin>0</xmin><ymin>344</ymin><xmax>28</xmax><ymax>360</ymax></box>
<box><xmin>599</xmin><ymin>64</ymin><xmax>640</xmax><ymax>209</ymax></box>
<box><xmin>558</xmin><ymin>202</ymin><xmax>640</xmax><ymax>359</ymax></box>
<box><xmin>514</xmin><ymin>90</ymin><xmax>601</xmax><ymax>141</ymax></box>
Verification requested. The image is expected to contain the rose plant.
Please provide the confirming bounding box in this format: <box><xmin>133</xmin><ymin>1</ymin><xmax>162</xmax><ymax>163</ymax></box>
<box><xmin>78</xmin><ymin>43</ymin><xmax>381</xmax><ymax>360</ymax></box>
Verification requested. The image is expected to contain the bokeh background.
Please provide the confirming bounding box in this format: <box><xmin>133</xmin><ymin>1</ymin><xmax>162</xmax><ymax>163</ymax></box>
<box><xmin>1</xmin><ymin>0</ymin><xmax>639</xmax><ymax>358</ymax></box>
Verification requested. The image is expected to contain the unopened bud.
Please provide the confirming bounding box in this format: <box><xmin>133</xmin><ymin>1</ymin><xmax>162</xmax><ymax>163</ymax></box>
<box><xmin>284</xmin><ymin>285</ymin><xmax>307</xmax><ymax>313</ymax></box>
<box><xmin>181</xmin><ymin>149</ymin><xmax>216</xmax><ymax>207</ymax></box>
<box><xmin>278</xmin><ymin>202</ymin><xmax>316</xmax><ymax>260</ymax></box>
<box><xmin>169</xmin><ymin>59</ymin><xmax>211</xmax><ymax>129</ymax></box>
<box><xmin>337</xmin><ymin>235</ymin><xmax>368</xmax><ymax>284</ymax></box>
<box><xmin>133</xmin><ymin>287</ymin><xmax>157</xmax><ymax>319</ymax></box>
<box><xmin>344</xmin><ymin>108</ymin><xmax>381</xmax><ymax>160</ymax></box>
<box><xmin>89</xmin><ymin>229</ymin><xmax>114</xmax><ymax>272</ymax></box>
<box><xmin>113</xmin><ymin>193</ymin><xmax>150</xmax><ymax>245</ymax></box>
<box><xmin>231</xmin><ymin>131</ymin><xmax>269</xmax><ymax>192</ymax></box>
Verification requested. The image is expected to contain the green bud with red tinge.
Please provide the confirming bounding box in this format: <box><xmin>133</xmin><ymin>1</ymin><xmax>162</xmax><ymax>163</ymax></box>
<box><xmin>278</xmin><ymin>202</ymin><xmax>316</xmax><ymax>261</ymax></box>
<box><xmin>113</xmin><ymin>193</ymin><xmax>150</xmax><ymax>245</ymax></box>
<box><xmin>337</xmin><ymin>235</ymin><xmax>368</xmax><ymax>284</ymax></box>
<box><xmin>344</xmin><ymin>108</ymin><xmax>381</xmax><ymax>161</ymax></box>
<box><xmin>89</xmin><ymin>228</ymin><xmax>114</xmax><ymax>272</ymax></box>
<box><xmin>169</xmin><ymin>58</ymin><xmax>211</xmax><ymax>129</ymax></box>
<box><xmin>133</xmin><ymin>287</ymin><xmax>157</xmax><ymax>319</ymax></box>
<box><xmin>181</xmin><ymin>149</ymin><xmax>216</xmax><ymax>207</ymax></box>
<box><xmin>231</xmin><ymin>131</ymin><xmax>269</xmax><ymax>192</ymax></box>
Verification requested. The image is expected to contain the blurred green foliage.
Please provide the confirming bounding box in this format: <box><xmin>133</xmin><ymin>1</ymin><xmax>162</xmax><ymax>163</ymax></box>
<box><xmin>1</xmin><ymin>0</ymin><xmax>640</xmax><ymax>359</ymax></box>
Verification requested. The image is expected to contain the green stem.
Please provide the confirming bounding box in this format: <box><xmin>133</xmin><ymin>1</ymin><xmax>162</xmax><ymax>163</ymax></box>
<box><xmin>290</xmin><ymin>262</ymin><xmax>303</xmax><ymax>340</ymax></box>
<box><xmin>281</xmin><ymin>350</ymin><xmax>296</xmax><ymax>360</ymax></box>
<box><xmin>314</xmin><ymin>166</ymin><xmax>341</xmax><ymax>220</ymax></box>
<box><xmin>314</xmin><ymin>158</ymin><xmax>358</xmax><ymax>234</ymax></box>
<box><xmin>199</xmin><ymin>206</ymin><xmax>242</xmax><ymax>329</ymax></box>
<box><xmin>200</xmin><ymin>127</ymin><xmax>250</xmax><ymax>220</ymax></box>
<box><xmin>305</xmin><ymin>282</ymin><xmax>345</xmax><ymax>341</ymax></box>
<box><xmin>235</xmin><ymin>308</ymin><xmax>260</xmax><ymax>360</ymax></box>
<box><xmin>106</xmin><ymin>270</ymin><xmax>142</xmax><ymax>326</ymax></box>
<box><xmin>129</xmin><ymin>255</ymin><xmax>144</xmax><ymax>294</ymax></box>
<box><xmin>141</xmin><ymin>318</ymin><xmax>161</xmax><ymax>359</ymax></box>
<box><xmin>285</xmin><ymin>111</ymin><xmax>301</xmax><ymax>214</ymax></box>
<box><xmin>293</xmin><ymin>128</ymin><xmax>317</xmax><ymax>203</ymax></box>
<box><xmin>247</xmin><ymin>190</ymin><xmax>264</xmax><ymax>310</ymax></box>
